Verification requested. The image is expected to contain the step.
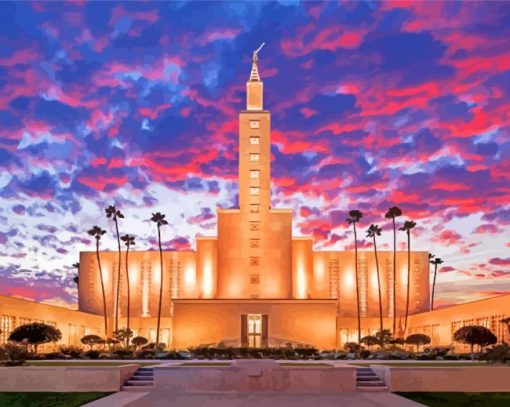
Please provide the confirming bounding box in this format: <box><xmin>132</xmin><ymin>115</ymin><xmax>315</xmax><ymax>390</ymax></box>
<box><xmin>122</xmin><ymin>385</ymin><xmax>154</xmax><ymax>392</ymax></box>
<box><xmin>139</xmin><ymin>367</ymin><xmax>154</xmax><ymax>371</ymax></box>
<box><xmin>130</xmin><ymin>376</ymin><xmax>154</xmax><ymax>381</ymax></box>
<box><xmin>356</xmin><ymin>372</ymin><xmax>378</xmax><ymax>377</ymax></box>
<box><xmin>357</xmin><ymin>381</ymin><xmax>386</xmax><ymax>387</ymax></box>
<box><xmin>134</xmin><ymin>371</ymin><xmax>154</xmax><ymax>375</ymax></box>
<box><xmin>357</xmin><ymin>386</ymin><xmax>389</xmax><ymax>392</ymax></box>
<box><xmin>125</xmin><ymin>380</ymin><xmax>153</xmax><ymax>386</ymax></box>
<box><xmin>357</xmin><ymin>376</ymin><xmax>382</xmax><ymax>381</ymax></box>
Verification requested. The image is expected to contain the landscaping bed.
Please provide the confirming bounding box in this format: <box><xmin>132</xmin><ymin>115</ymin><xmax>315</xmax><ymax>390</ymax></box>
<box><xmin>397</xmin><ymin>392</ymin><xmax>510</xmax><ymax>407</ymax></box>
<box><xmin>0</xmin><ymin>392</ymin><xmax>112</xmax><ymax>407</ymax></box>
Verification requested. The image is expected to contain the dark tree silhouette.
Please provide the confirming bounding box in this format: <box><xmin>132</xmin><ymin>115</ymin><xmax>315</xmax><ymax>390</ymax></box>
<box><xmin>9</xmin><ymin>322</ymin><xmax>62</xmax><ymax>353</ymax></box>
<box><xmin>87</xmin><ymin>225</ymin><xmax>108</xmax><ymax>336</ymax></box>
<box><xmin>106</xmin><ymin>205</ymin><xmax>124</xmax><ymax>332</ymax></box>
<box><xmin>132</xmin><ymin>336</ymin><xmax>148</xmax><ymax>350</ymax></box>
<box><xmin>366</xmin><ymin>224</ymin><xmax>383</xmax><ymax>336</ymax></box>
<box><xmin>120</xmin><ymin>233</ymin><xmax>136</xmax><ymax>345</ymax></box>
<box><xmin>405</xmin><ymin>333</ymin><xmax>431</xmax><ymax>352</ymax></box>
<box><xmin>454</xmin><ymin>325</ymin><xmax>497</xmax><ymax>353</ymax></box>
<box><xmin>399</xmin><ymin>220</ymin><xmax>417</xmax><ymax>335</ymax></box>
<box><xmin>347</xmin><ymin>209</ymin><xmax>363</xmax><ymax>345</ymax></box>
<box><xmin>385</xmin><ymin>206</ymin><xmax>402</xmax><ymax>337</ymax></box>
<box><xmin>72</xmin><ymin>262</ymin><xmax>80</xmax><ymax>287</ymax></box>
<box><xmin>430</xmin><ymin>256</ymin><xmax>444</xmax><ymax>310</ymax></box>
<box><xmin>151</xmin><ymin>212</ymin><xmax>168</xmax><ymax>350</ymax></box>
<box><xmin>80</xmin><ymin>334</ymin><xmax>102</xmax><ymax>350</ymax></box>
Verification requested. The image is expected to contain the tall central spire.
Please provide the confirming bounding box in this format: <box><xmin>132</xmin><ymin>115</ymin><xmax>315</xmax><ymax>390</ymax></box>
<box><xmin>246</xmin><ymin>43</ymin><xmax>265</xmax><ymax>111</ymax></box>
<box><xmin>250</xmin><ymin>52</ymin><xmax>261</xmax><ymax>81</ymax></box>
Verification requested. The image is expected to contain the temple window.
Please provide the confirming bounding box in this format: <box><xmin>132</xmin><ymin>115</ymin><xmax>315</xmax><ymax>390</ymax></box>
<box><xmin>249</xmin><ymin>120</ymin><xmax>260</xmax><ymax>129</ymax></box>
<box><xmin>250</xmin><ymin>187</ymin><xmax>260</xmax><ymax>195</ymax></box>
<box><xmin>250</xmin><ymin>136</ymin><xmax>260</xmax><ymax>145</ymax></box>
<box><xmin>250</xmin><ymin>170</ymin><xmax>260</xmax><ymax>179</ymax></box>
<box><xmin>250</xmin><ymin>153</ymin><xmax>259</xmax><ymax>162</ymax></box>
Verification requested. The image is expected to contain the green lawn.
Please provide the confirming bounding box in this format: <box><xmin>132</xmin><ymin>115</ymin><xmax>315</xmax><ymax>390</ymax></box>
<box><xmin>397</xmin><ymin>392</ymin><xmax>510</xmax><ymax>407</ymax></box>
<box><xmin>0</xmin><ymin>392</ymin><xmax>112</xmax><ymax>407</ymax></box>
<box><xmin>351</xmin><ymin>362</ymin><xmax>491</xmax><ymax>367</ymax></box>
<box><xmin>14</xmin><ymin>361</ymin><xmax>159</xmax><ymax>367</ymax></box>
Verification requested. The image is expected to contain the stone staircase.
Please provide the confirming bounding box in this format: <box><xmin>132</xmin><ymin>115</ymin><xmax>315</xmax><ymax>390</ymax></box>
<box><xmin>356</xmin><ymin>367</ymin><xmax>388</xmax><ymax>392</ymax></box>
<box><xmin>122</xmin><ymin>367</ymin><xmax>154</xmax><ymax>392</ymax></box>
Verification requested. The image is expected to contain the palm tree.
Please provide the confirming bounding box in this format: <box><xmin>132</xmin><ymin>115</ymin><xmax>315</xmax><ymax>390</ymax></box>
<box><xmin>399</xmin><ymin>220</ymin><xmax>417</xmax><ymax>335</ymax></box>
<box><xmin>366</xmin><ymin>224</ymin><xmax>383</xmax><ymax>336</ymax></box>
<box><xmin>347</xmin><ymin>209</ymin><xmax>363</xmax><ymax>345</ymax></box>
<box><xmin>430</xmin><ymin>256</ymin><xmax>443</xmax><ymax>310</ymax></box>
<box><xmin>72</xmin><ymin>262</ymin><xmax>80</xmax><ymax>287</ymax></box>
<box><xmin>385</xmin><ymin>206</ymin><xmax>402</xmax><ymax>337</ymax></box>
<box><xmin>87</xmin><ymin>226</ymin><xmax>108</xmax><ymax>337</ymax></box>
<box><xmin>106</xmin><ymin>205</ymin><xmax>124</xmax><ymax>332</ymax></box>
<box><xmin>120</xmin><ymin>233</ymin><xmax>135</xmax><ymax>346</ymax></box>
<box><xmin>151</xmin><ymin>212</ymin><xmax>168</xmax><ymax>350</ymax></box>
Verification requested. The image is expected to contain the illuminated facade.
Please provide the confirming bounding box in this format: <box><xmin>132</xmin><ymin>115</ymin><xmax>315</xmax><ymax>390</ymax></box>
<box><xmin>78</xmin><ymin>51</ymin><xmax>430</xmax><ymax>349</ymax></box>
<box><xmin>1</xmin><ymin>52</ymin><xmax>508</xmax><ymax>351</ymax></box>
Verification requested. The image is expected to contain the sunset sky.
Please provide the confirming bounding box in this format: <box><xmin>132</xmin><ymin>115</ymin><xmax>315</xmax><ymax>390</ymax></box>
<box><xmin>0</xmin><ymin>1</ymin><xmax>509</xmax><ymax>309</ymax></box>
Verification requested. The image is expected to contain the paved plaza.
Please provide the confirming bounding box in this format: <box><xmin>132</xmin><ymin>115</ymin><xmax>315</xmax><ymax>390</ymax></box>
<box><xmin>85</xmin><ymin>390</ymin><xmax>425</xmax><ymax>407</ymax></box>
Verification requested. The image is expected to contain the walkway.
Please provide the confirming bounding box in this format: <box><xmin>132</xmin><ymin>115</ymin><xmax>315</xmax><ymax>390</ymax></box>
<box><xmin>87</xmin><ymin>391</ymin><xmax>425</xmax><ymax>407</ymax></box>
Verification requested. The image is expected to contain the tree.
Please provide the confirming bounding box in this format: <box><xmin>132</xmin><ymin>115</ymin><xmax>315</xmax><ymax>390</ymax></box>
<box><xmin>366</xmin><ymin>224</ymin><xmax>384</xmax><ymax>335</ymax></box>
<box><xmin>151</xmin><ymin>212</ymin><xmax>168</xmax><ymax>350</ymax></box>
<box><xmin>343</xmin><ymin>342</ymin><xmax>361</xmax><ymax>353</ymax></box>
<box><xmin>454</xmin><ymin>325</ymin><xmax>497</xmax><ymax>353</ymax></box>
<box><xmin>405</xmin><ymin>333</ymin><xmax>431</xmax><ymax>352</ymax></box>
<box><xmin>80</xmin><ymin>334</ymin><xmax>103</xmax><ymax>350</ymax></box>
<box><xmin>87</xmin><ymin>225</ymin><xmax>108</xmax><ymax>337</ymax></box>
<box><xmin>106</xmin><ymin>205</ymin><xmax>124</xmax><ymax>332</ymax></box>
<box><xmin>361</xmin><ymin>335</ymin><xmax>380</xmax><ymax>349</ymax></box>
<box><xmin>120</xmin><ymin>233</ymin><xmax>136</xmax><ymax>344</ymax></box>
<box><xmin>375</xmin><ymin>329</ymin><xmax>393</xmax><ymax>348</ymax></box>
<box><xmin>113</xmin><ymin>328</ymin><xmax>133</xmax><ymax>348</ymax></box>
<box><xmin>385</xmin><ymin>206</ymin><xmax>402</xmax><ymax>337</ymax></box>
<box><xmin>430</xmin><ymin>256</ymin><xmax>444</xmax><ymax>311</ymax></box>
<box><xmin>399</xmin><ymin>220</ymin><xmax>416</xmax><ymax>335</ymax></box>
<box><xmin>72</xmin><ymin>262</ymin><xmax>79</xmax><ymax>287</ymax></box>
<box><xmin>132</xmin><ymin>336</ymin><xmax>148</xmax><ymax>350</ymax></box>
<box><xmin>9</xmin><ymin>323</ymin><xmax>62</xmax><ymax>353</ymax></box>
<box><xmin>346</xmin><ymin>209</ymin><xmax>363</xmax><ymax>345</ymax></box>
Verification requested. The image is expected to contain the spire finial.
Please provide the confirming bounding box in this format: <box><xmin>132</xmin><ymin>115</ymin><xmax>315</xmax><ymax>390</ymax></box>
<box><xmin>250</xmin><ymin>42</ymin><xmax>265</xmax><ymax>81</ymax></box>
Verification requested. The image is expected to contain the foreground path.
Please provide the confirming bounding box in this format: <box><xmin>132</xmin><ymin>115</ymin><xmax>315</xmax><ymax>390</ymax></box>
<box><xmin>115</xmin><ymin>391</ymin><xmax>426</xmax><ymax>407</ymax></box>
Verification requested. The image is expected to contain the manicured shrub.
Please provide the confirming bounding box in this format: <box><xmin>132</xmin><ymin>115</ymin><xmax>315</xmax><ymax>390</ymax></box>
<box><xmin>83</xmin><ymin>350</ymin><xmax>100</xmax><ymax>359</ymax></box>
<box><xmin>80</xmin><ymin>335</ymin><xmax>103</xmax><ymax>350</ymax></box>
<box><xmin>405</xmin><ymin>334</ymin><xmax>431</xmax><ymax>352</ymax></box>
<box><xmin>481</xmin><ymin>344</ymin><xmax>510</xmax><ymax>364</ymax></box>
<box><xmin>131</xmin><ymin>336</ymin><xmax>148</xmax><ymax>350</ymax></box>
<box><xmin>59</xmin><ymin>345</ymin><xmax>83</xmax><ymax>358</ymax></box>
<box><xmin>454</xmin><ymin>325</ymin><xmax>497</xmax><ymax>353</ymax></box>
<box><xmin>9</xmin><ymin>323</ymin><xmax>62</xmax><ymax>353</ymax></box>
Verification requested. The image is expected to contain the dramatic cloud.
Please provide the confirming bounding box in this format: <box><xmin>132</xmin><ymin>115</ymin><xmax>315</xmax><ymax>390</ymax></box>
<box><xmin>0</xmin><ymin>1</ymin><xmax>509</xmax><ymax>308</ymax></box>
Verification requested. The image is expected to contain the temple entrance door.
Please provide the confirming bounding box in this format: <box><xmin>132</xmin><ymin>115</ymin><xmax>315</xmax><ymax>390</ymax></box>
<box><xmin>248</xmin><ymin>314</ymin><xmax>262</xmax><ymax>348</ymax></box>
<box><xmin>241</xmin><ymin>314</ymin><xmax>268</xmax><ymax>347</ymax></box>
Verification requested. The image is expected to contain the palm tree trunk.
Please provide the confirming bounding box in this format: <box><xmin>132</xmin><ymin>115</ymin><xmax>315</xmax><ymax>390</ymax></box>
<box><xmin>392</xmin><ymin>217</ymin><xmax>397</xmax><ymax>337</ymax></box>
<box><xmin>125</xmin><ymin>243</ymin><xmax>131</xmax><ymax>348</ymax></box>
<box><xmin>155</xmin><ymin>225</ymin><xmax>163</xmax><ymax>350</ymax></box>
<box><xmin>114</xmin><ymin>218</ymin><xmax>121</xmax><ymax>332</ymax></box>
<box><xmin>404</xmin><ymin>231</ymin><xmax>411</xmax><ymax>335</ymax></box>
<box><xmin>353</xmin><ymin>223</ymin><xmax>361</xmax><ymax>344</ymax></box>
<box><xmin>431</xmin><ymin>263</ymin><xmax>438</xmax><ymax>310</ymax></box>
<box><xmin>373</xmin><ymin>236</ymin><xmax>383</xmax><ymax>336</ymax></box>
<box><xmin>96</xmin><ymin>239</ymin><xmax>108</xmax><ymax>337</ymax></box>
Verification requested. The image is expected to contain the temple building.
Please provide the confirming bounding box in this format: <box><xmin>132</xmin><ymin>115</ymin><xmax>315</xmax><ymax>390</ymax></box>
<box><xmin>77</xmin><ymin>51</ymin><xmax>431</xmax><ymax>349</ymax></box>
<box><xmin>1</xmin><ymin>51</ymin><xmax>508</xmax><ymax>351</ymax></box>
